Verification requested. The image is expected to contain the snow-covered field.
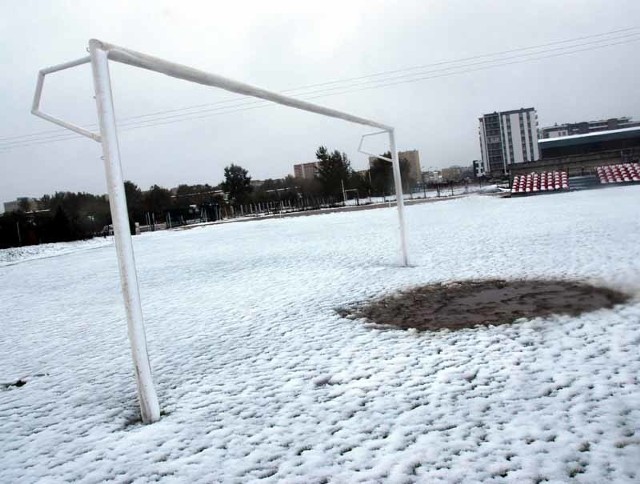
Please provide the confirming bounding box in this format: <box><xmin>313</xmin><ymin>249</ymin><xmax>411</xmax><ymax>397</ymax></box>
<box><xmin>1</xmin><ymin>187</ymin><xmax>639</xmax><ymax>483</ymax></box>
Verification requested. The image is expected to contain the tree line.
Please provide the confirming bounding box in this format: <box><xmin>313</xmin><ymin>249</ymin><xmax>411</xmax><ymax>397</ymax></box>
<box><xmin>0</xmin><ymin>146</ymin><xmax>418</xmax><ymax>248</ymax></box>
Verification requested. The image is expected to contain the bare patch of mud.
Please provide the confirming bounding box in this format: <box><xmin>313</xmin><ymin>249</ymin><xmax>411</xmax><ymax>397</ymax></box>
<box><xmin>339</xmin><ymin>279</ymin><xmax>629</xmax><ymax>331</ymax></box>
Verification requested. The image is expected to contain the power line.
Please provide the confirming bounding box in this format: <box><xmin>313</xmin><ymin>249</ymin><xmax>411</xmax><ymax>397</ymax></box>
<box><xmin>271</xmin><ymin>26</ymin><xmax>640</xmax><ymax>90</ymax></box>
<box><xmin>4</xmin><ymin>25</ymin><xmax>637</xmax><ymax>145</ymax></box>
<box><xmin>2</xmin><ymin>28</ymin><xmax>638</xmax><ymax>148</ymax></box>
<box><xmin>269</xmin><ymin>32</ymin><xmax>640</xmax><ymax>97</ymax></box>
<box><xmin>113</xmin><ymin>34</ymin><xmax>640</xmax><ymax>133</ymax></box>
<box><xmin>303</xmin><ymin>35</ymin><xmax>640</xmax><ymax>100</ymax></box>
<box><xmin>3</xmin><ymin>32</ymin><xmax>639</xmax><ymax>150</ymax></box>
<box><xmin>1</xmin><ymin>27</ymin><xmax>638</xmax><ymax>152</ymax></box>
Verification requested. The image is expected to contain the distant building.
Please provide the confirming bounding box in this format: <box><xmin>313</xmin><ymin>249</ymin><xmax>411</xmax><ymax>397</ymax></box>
<box><xmin>540</xmin><ymin>125</ymin><xmax>570</xmax><ymax>139</ymax></box>
<box><xmin>478</xmin><ymin>107</ymin><xmax>540</xmax><ymax>176</ymax></box>
<box><xmin>440</xmin><ymin>165</ymin><xmax>473</xmax><ymax>182</ymax></box>
<box><xmin>472</xmin><ymin>159</ymin><xmax>485</xmax><ymax>178</ymax></box>
<box><xmin>293</xmin><ymin>162</ymin><xmax>320</xmax><ymax>180</ymax></box>
<box><xmin>368</xmin><ymin>150</ymin><xmax>422</xmax><ymax>183</ymax></box>
<box><xmin>398</xmin><ymin>150</ymin><xmax>422</xmax><ymax>182</ymax></box>
<box><xmin>3</xmin><ymin>197</ymin><xmax>37</xmax><ymax>213</ymax></box>
<box><xmin>538</xmin><ymin>126</ymin><xmax>640</xmax><ymax>161</ymax></box>
<box><xmin>422</xmin><ymin>170</ymin><xmax>442</xmax><ymax>183</ymax></box>
<box><xmin>540</xmin><ymin>116</ymin><xmax>640</xmax><ymax>139</ymax></box>
<box><xmin>440</xmin><ymin>167</ymin><xmax>462</xmax><ymax>182</ymax></box>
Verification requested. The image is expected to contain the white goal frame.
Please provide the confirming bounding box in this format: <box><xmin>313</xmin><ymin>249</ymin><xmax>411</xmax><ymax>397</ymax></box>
<box><xmin>32</xmin><ymin>39</ymin><xmax>409</xmax><ymax>424</ymax></box>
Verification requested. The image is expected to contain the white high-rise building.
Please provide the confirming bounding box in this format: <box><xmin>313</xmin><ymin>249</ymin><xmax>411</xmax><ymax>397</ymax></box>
<box><xmin>478</xmin><ymin>108</ymin><xmax>540</xmax><ymax>176</ymax></box>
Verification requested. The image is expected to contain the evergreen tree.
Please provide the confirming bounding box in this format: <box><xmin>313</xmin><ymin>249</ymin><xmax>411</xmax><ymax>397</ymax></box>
<box><xmin>144</xmin><ymin>185</ymin><xmax>173</xmax><ymax>218</ymax></box>
<box><xmin>51</xmin><ymin>206</ymin><xmax>73</xmax><ymax>242</ymax></box>
<box><xmin>124</xmin><ymin>181</ymin><xmax>143</xmax><ymax>234</ymax></box>
<box><xmin>315</xmin><ymin>146</ymin><xmax>352</xmax><ymax>198</ymax></box>
<box><xmin>174</xmin><ymin>184</ymin><xmax>217</xmax><ymax>206</ymax></box>
<box><xmin>221</xmin><ymin>164</ymin><xmax>253</xmax><ymax>204</ymax></box>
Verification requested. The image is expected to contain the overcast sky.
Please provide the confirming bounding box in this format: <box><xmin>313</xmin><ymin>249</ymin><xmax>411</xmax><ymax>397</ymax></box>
<box><xmin>1</xmin><ymin>0</ymin><xmax>639</xmax><ymax>205</ymax></box>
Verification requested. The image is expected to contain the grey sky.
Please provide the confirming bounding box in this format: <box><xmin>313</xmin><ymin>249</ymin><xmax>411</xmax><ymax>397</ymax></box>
<box><xmin>1</xmin><ymin>0</ymin><xmax>639</xmax><ymax>204</ymax></box>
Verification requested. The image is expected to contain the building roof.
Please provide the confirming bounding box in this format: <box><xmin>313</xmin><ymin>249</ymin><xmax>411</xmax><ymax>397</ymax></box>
<box><xmin>480</xmin><ymin>107</ymin><xmax>536</xmax><ymax>119</ymax></box>
<box><xmin>541</xmin><ymin>117</ymin><xmax>633</xmax><ymax>129</ymax></box>
<box><xmin>538</xmin><ymin>126</ymin><xmax>640</xmax><ymax>148</ymax></box>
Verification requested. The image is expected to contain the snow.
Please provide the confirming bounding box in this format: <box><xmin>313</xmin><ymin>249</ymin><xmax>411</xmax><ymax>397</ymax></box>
<box><xmin>1</xmin><ymin>186</ymin><xmax>640</xmax><ymax>482</ymax></box>
<box><xmin>0</xmin><ymin>238</ymin><xmax>113</xmax><ymax>267</ymax></box>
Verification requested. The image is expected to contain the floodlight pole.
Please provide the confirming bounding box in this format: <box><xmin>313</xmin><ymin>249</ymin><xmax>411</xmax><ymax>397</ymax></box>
<box><xmin>89</xmin><ymin>41</ymin><xmax>160</xmax><ymax>424</ymax></box>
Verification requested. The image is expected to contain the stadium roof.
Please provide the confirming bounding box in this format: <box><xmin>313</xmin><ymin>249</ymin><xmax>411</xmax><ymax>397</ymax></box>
<box><xmin>539</xmin><ymin>126</ymin><xmax>640</xmax><ymax>148</ymax></box>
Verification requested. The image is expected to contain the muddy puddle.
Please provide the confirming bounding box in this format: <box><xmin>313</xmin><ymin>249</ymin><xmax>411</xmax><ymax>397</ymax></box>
<box><xmin>339</xmin><ymin>279</ymin><xmax>629</xmax><ymax>331</ymax></box>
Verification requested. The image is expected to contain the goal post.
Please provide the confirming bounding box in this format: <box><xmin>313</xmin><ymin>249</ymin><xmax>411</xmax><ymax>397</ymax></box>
<box><xmin>32</xmin><ymin>39</ymin><xmax>410</xmax><ymax>424</ymax></box>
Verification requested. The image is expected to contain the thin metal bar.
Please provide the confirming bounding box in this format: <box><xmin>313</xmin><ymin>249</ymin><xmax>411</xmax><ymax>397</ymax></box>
<box><xmin>31</xmin><ymin>72</ymin><xmax>45</xmax><ymax>113</ymax></box>
<box><xmin>31</xmin><ymin>56</ymin><xmax>101</xmax><ymax>142</ymax></box>
<box><xmin>359</xmin><ymin>149</ymin><xmax>392</xmax><ymax>162</ymax></box>
<box><xmin>358</xmin><ymin>130</ymin><xmax>390</xmax><ymax>148</ymax></box>
<box><xmin>89</xmin><ymin>43</ymin><xmax>160</xmax><ymax>424</ymax></box>
<box><xmin>358</xmin><ymin>131</ymin><xmax>393</xmax><ymax>160</ymax></box>
<box><xmin>31</xmin><ymin>110</ymin><xmax>101</xmax><ymax>142</ymax></box>
<box><xmin>40</xmin><ymin>55</ymin><xmax>91</xmax><ymax>75</ymax></box>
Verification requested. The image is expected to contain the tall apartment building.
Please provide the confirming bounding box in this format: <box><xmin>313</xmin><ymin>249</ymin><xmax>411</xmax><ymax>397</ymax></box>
<box><xmin>479</xmin><ymin>108</ymin><xmax>540</xmax><ymax>176</ymax></box>
<box><xmin>540</xmin><ymin>116</ymin><xmax>640</xmax><ymax>139</ymax></box>
<box><xmin>293</xmin><ymin>162</ymin><xmax>320</xmax><ymax>180</ymax></box>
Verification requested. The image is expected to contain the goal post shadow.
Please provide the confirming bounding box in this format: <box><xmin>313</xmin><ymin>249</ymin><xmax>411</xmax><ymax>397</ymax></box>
<box><xmin>31</xmin><ymin>39</ymin><xmax>410</xmax><ymax>423</ymax></box>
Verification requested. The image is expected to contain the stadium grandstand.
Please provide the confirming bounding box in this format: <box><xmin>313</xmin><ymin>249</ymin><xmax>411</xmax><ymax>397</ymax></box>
<box><xmin>596</xmin><ymin>163</ymin><xmax>640</xmax><ymax>184</ymax></box>
<box><xmin>511</xmin><ymin>171</ymin><xmax>568</xmax><ymax>195</ymax></box>
<box><xmin>510</xmin><ymin>126</ymin><xmax>640</xmax><ymax>195</ymax></box>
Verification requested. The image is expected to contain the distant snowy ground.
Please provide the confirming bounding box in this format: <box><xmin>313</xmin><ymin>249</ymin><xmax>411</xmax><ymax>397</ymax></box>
<box><xmin>0</xmin><ymin>237</ymin><xmax>113</xmax><ymax>267</ymax></box>
<box><xmin>1</xmin><ymin>187</ymin><xmax>639</xmax><ymax>483</ymax></box>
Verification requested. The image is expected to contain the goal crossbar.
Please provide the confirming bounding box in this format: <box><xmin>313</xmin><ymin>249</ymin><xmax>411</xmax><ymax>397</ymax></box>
<box><xmin>99</xmin><ymin>40</ymin><xmax>393</xmax><ymax>131</ymax></box>
<box><xmin>31</xmin><ymin>39</ymin><xmax>410</xmax><ymax>424</ymax></box>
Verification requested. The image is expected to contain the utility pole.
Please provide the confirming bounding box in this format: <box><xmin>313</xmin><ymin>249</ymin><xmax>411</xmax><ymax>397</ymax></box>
<box><xmin>341</xmin><ymin>179</ymin><xmax>347</xmax><ymax>206</ymax></box>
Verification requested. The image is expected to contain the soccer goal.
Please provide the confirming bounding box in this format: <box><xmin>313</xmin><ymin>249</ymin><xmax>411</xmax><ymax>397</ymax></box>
<box><xmin>32</xmin><ymin>39</ymin><xmax>409</xmax><ymax>423</ymax></box>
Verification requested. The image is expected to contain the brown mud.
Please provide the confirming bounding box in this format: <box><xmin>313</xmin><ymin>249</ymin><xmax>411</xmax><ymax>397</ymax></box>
<box><xmin>339</xmin><ymin>279</ymin><xmax>629</xmax><ymax>331</ymax></box>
